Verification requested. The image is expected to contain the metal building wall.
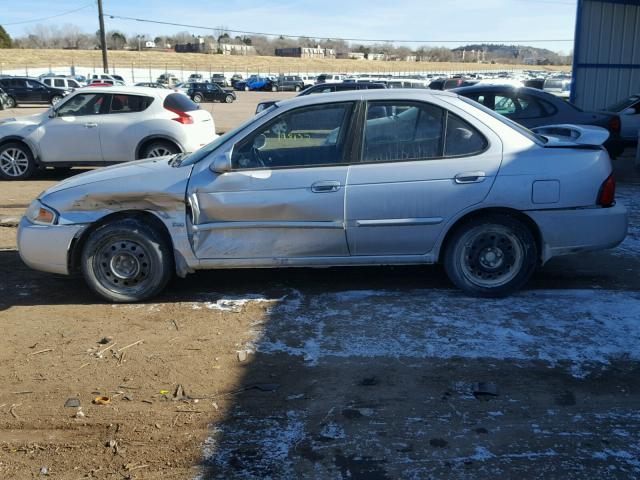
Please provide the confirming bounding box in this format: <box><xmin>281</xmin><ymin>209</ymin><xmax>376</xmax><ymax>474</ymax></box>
<box><xmin>571</xmin><ymin>0</ymin><xmax>640</xmax><ymax>110</ymax></box>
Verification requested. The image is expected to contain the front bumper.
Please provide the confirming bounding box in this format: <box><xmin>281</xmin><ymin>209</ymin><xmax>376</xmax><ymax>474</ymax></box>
<box><xmin>17</xmin><ymin>217</ymin><xmax>87</xmax><ymax>275</ymax></box>
<box><xmin>527</xmin><ymin>203</ymin><xmax>628</xmax><ymax>263</ymax></box>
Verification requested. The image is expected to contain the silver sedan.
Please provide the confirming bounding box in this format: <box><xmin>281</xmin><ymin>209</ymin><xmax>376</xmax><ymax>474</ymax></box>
<box><xmin>18</xmin><ymin>89</ymin><xmax>628</xmax><ymax>302</ymax></box>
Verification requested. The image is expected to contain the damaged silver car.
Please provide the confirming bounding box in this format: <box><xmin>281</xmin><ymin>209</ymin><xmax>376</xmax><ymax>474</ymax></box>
<box><xmin>18</xmin><ymin>90</ymin><xmax>628</xmax><ymax>302</ymax></box>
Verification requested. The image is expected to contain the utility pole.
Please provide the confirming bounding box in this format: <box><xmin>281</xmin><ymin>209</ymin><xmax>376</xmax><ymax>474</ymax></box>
<box><xmin>97</xmin><ymin>0</ymin><xmax>109</xmax><ymax>72</ymax></box>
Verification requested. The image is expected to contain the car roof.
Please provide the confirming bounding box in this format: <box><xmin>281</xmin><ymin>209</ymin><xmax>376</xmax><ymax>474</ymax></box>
<box><xmin>76</xmin><ymin>86</ymin><xmax>174</xmax><ymax>97</ymax></box>
<box><xmin>275</xmin><ymin>88</ymin><xmax>459</xmax><ymax>109</ymax></box>
<box><xmin>451</xmin><ymin>84</ymin><xmax>557</xmax><ymax>98</ymax></box>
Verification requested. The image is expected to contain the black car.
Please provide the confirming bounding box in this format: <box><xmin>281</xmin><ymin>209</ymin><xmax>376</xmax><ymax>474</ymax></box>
<box><xmin>211</xmin><ymin>74</ymin><xmax>230</xmax><ymax>88</ymax></box>
<box><xmin>0</xmin><ymin>76</ymin><xmax>67</xmax><ymax>107</ymax></box>
<box><xmin>273</xmin><ymin>75</ymin><xmax>305</xmax><ymax>92</ymax></box>
<box><xmin>0</xmin><ymin>87</ymin><xmax>9</xmax><ymax>110</ymax></box>
<box><xmin>255</xmin><ymin>82</ymin><xmax>386</xmax><ymax>114</ymax></box>
<box><xmin>428</xmin><ymin>77</ymin><xmax>477</xmax><ymax>90</ymax></box>
<box><xmin>187</xmin><ymin>82</ymin><xmax>236</xmax><ymax>103</ymax></box>
<box><xmin>452</xmin><ymin>84</ymin><xmax>626</xmax><ymax>158</ymax></box>
<box><xmin>230</xmin><ymin>74</ymin><xmax>244</xmax><ymax>89</ymax></box>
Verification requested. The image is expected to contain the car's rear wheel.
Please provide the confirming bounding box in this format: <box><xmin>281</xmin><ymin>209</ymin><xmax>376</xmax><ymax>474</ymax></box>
<box><xmin>140</xmin><ymin>140</ymin><xmax>179</xmax><ymax>159</ymax></box>
<box><xmin>193</xmin><ymin>93</ymin><xmax>203</xmax><ymax>103</ymax></box>
<box><xmin>51</xmin><ymin>95</ymin><xmax>63</xmax><ymax>106</ymax></box>
<box><xmin>271</xmin><ymin>85</ymin><xmax>278</xmax><ymax>92</ymax></box>
<box><xmin>5</xmin><ymin>96</ymin><xmax>16</xmax><ymax>108</ymax></box>
<box><xmin>81</xmin><ymin>219</ymin><xmax>173</xmax><ymax>302</ymax></box>
<box><xmin>294</xmin><ymin>85</ymin><xmax>301</xmax><ymax>92</ymax></box>
<box><xmin>244</xmin><ymin>85</ymin><xmax>250</xmax><ymax>91</ymax></box>
<box><xmin>225</xmin><ymin>94</ymin><xmax>234</xmax><ymax>103</ymax></box>
<box><xmin>443</xmin><ymin>214</ymin><xmax>537</xmax><ymax>297</ymax></box>
<box><xmin>0</xmin><ymin>142</ymin><xmax>35</xmax><ymax>180</ymax></box>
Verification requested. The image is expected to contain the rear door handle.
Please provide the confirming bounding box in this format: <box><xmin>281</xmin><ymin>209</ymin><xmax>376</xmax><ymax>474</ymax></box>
<box><xmin>454</xmin><ymin>171</ymin><xmax>486</xmax><ymax>184</ymax></box>
<box><xmin>84</xmin><ymin>122</ymin><xmax>98</xmax><ymax>128</ymax></box>
<box><xmin>311</xmin><ymin>180</ymin><xmax>341</xmax><ymax>193</ymax></box>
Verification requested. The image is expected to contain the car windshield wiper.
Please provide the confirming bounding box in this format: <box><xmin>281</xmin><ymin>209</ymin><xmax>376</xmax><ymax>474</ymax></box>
<box><xmin>168</xmin><ymin>153</ymin><xmax>186</xmax><ymax>167</ymax></box>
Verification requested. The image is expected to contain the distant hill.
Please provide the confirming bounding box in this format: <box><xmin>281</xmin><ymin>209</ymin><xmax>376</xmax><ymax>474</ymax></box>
<box><xmin>452</xmin><ymin>44</ymin><xmax>570</xmax><ymax>65</ymax></box>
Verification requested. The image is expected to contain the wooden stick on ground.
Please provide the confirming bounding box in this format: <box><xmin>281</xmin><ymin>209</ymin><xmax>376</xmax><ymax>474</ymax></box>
<box><xmin>27</xmin><ymin>348</ymin><xmax>53</xmax><ymax>356</ymax></box>
<box><xmin>117</xmin><ymin>340</ymin><xmax>143</xmax><ymax>352</ymax></box>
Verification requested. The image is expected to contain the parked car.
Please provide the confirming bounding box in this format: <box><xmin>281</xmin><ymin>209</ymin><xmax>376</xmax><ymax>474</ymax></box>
<box><xmin>604</xmin><ymin>94</ymin><xmax>640</xmax><ymax>142</ymax></box>
<box><xmin>230</xmin><ymin>74</ymin><xmax>244</xmax><ymax>89</ymax></box>
<box><xmin>0</xmin><ymin>87</ymin><xmax>9</xmax><ymax>110</ymax></box>
<box><xmin>0</xmin><ymin>77</ymin><xmax>68</xmax><ymax>107</ymax></box>
<box><xmin>188</xmin><ymin>74</ymin><xmax>204</xmax><ymax>82</ymax></box>
<box><xmin>543</xmin><ymin>77</ymin><xmax>571</xmax><ymax>99</ymax></box>
<box><xmin>272</xmin><ymin>75</ymin><xmax>304</xmax><ymax>92</ymax></box>
<box><xmin>90</xmin><ymin>74</ymin><xmax>123</xmax><ymax>84</ymax></box>
<box><xmin>188</xmin><ymin>82</ymin><xmax>236</xmax><ymax>103</ymax></box>
<box><xmin>315</xmin><ymin>74</ymin><xmax>344</xmax><ymax>84</ymax></box>
<box><xmin>429</xmin><ymin>77</ymin><xmax>477</xmax><ymax>90</ymax></box>
<box><xmin>157</xmin><ymin>74</ymin><xmax>181</xmax><ymax>86</ymax></box>
<box><xmin>16</xmin><ymin>89</ymin><xmax>627</xmax><ymax>302</ymax></box>
<box><xmin>453</xmin><ymin>85</ymin><xmax>626</xmax><ymax>158</ymax></box>
<box><xmin>255</xmin><ymin>82</ymin><xmax>386</xmax><ymax>113</ymax></box>
<box><xmin>234</xmin><ymin>75</ymin><xmax>275</xmax><ymax>92</ymax></box>
<box><xmin>41</xmin><ymin>76</ymin><xmax>83</xmax><ymax>92</ymax></box>
<box><xmin>211</xmin><ymin>74</ymin><xmax>229</xmax><ymax>88</ymax></box>
<box><xmin>89</xmin><ymin>78</ymin><xmax>125</xmax><ymax>87</ymax></box>
<box><xmin>0</xmin><ymin>86</ymin><xmax>216</xmax><ymax>180</ymax></box>
<box><xmin>300</xmin><ymin>75</ymin><xmax>316</xmax><ymax>88</ymax></box>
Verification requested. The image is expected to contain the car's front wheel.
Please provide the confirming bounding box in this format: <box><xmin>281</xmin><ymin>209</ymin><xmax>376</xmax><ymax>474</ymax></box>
<box><xmin>81</xmin><ymin>219</ymin><xmax>174</xmax><ymax>302</ymax></box>
<box><xmin>244</xmin><ymin>85</ymin><xmax>250</xmax><ymax>91</ymax></box>
<box><xmin>51</xmin><ymin>95</ymin><xmax>63</xmax><ymax>105</ymax></box>
<box><xmin>5</xmin><ymin>96</ymin><xmax>16</xmax><ymax>108</ymax></box>
<box><xmin>193</xmin><ymin>93</ymin><xmax>203</xmax><ymax>103</ymax></box>
<box><xmin>271</xmin><ymin>85</ymin><xmax>278</xmax><ymax>92</ymax></box>
<box><xmin>443</xmin><ymin>214</ymin><xmax>537</xmax><ymax>297</ymax></box>
<box><xmin>0</xmin><ymin>142</ymin><xmax>35</xmax><ymax>180</ymax></box>
<box><xmin>140</xmin><ymin>140</ymin><xmax>179</xmax><ymax>159</ymax></box>
<box><xmin>225</xmin><ymin>94</ymin><xmax>234</xmax><ymax>103</ymax></box>
<box><xmin>294</xmin><ymin>85</ymin><xmax>301</xmax><ymax>92</ymax></box>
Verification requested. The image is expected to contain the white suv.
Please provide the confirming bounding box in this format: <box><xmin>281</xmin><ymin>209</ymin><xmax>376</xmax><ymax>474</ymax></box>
<box><xmin>0</xmin><ymin>86</ymin><xmax>217</xmax><ymax>180</ymax></box>
<box><xmin>42</xmin><ymin>77</ymin><xmax>83</xmax><ymax>92</ymax></box>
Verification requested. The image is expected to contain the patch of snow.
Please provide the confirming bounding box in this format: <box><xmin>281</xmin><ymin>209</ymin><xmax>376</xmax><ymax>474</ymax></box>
<box><xmin>254</xmin><ymin>289</ymin><xmax>640</xmax><ymax>377</ymax></box>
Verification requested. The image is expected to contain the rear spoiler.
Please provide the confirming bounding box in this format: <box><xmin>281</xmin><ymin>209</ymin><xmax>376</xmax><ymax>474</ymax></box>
<box><xmin>532</xmin><ymin>124</ymin><xmax>610</xmax><ymax>147</ymax></box>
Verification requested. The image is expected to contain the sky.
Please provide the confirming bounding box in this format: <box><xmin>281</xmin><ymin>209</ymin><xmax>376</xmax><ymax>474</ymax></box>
<box><xmin>2</xmin><ymin>0</ymin><xmax>578</xmax><ymax>53</ymax></box>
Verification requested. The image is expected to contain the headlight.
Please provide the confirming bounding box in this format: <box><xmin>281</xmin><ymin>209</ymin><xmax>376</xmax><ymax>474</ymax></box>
<box><xmin>25</xmin><ymin>199</ymin><xmax>58</xmax><ymax>225</ymax></box>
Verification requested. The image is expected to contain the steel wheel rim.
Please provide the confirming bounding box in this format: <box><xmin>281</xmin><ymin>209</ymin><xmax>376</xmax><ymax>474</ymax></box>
<box><xmin>51</xmin><ymin>95</ymin><xmax>62</xmax><ymax>105</ymax></box>
<box><xmin>194</xmin><ymin>95</ymin><xmax>202</xmax><ymax>103</ymax></box>
<box><xmin>459</xmin><ymin>226</ymin><xmax>524</xmax><ymax>288</ymax></box>
<box><xmin>225</xmin><ymin>95</ymin><xmax>233</xmax><ymax>103</ymax></box>
<box><xmin>6</xmin><ymin>97</ymin><xmax>15</xmax><ymax>108</ymax></box>
<box><xmin>0</xmin><ymin>148</ymin><xmax>29</xmax><ymax>177</ymax></box>
<box><xmin>94</xmin><ymin>238</ymin><xmax>152</xmax><ymax>295</ymax></box>
<box><xmin>147</xmin><ymin>146</ymin><xmax>173</xmax><ymax>158</ymax></box>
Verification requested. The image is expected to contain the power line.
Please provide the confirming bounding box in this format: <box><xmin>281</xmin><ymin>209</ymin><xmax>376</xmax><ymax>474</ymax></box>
<box><xmin>3</xmin><ymin>2</ymin><xmax>94</xmax><ymax>26</ymax></box>
<box><xmin>105</xmin><ymin>13</ymin><xmax>574</xmax><ymax>44</ymax></box>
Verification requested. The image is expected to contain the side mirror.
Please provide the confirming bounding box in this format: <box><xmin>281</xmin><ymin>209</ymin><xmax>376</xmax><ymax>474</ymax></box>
<box><xmin>622</xmin><ymin>107</ymin><xmax>635</xmax><ymax>116</ymax></box>
<box><xmin>210</xmin><ymin>151</ymin><xmax>232</xmax><ymax>174</ymax></box>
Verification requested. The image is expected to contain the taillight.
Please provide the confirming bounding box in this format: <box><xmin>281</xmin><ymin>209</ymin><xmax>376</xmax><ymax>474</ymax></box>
<box><xmin>608</xmin><ymin>116</ymin><xmax>621</xmax><ymax>134</ymax></box>
<box><xmin>165</xmin><ymin>106</ymin><xmax>193</xmax><ymax>124</ymax></box>
<box><xmin>597</xmin><ymin>174</ymin><xmax>616</xmax><ymax>207</ymax></box>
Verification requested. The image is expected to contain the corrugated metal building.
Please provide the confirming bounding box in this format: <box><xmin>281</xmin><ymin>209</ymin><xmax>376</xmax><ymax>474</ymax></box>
<box><xmin>571</xmin><ymin>0</ymin><xmax>640</xmax><ymax>110</ymax></box>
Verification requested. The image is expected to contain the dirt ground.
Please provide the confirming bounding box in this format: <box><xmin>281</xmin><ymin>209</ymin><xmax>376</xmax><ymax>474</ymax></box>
<box><xmin>1</xmin><ymin>96</ymin><xmax>639</xmax><ymax>479</ymax></box>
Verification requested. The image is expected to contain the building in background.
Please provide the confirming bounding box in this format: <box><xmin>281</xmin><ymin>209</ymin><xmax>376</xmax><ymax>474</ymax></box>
<box><xmin>571</xmin><ymin>0</ymin><xmax>640</xmax><ymax>110</ymax></box>
<box><xmin>275</xmin><ymin>46</ymin><xmax>336</xmax><ymax>59</ymax></box>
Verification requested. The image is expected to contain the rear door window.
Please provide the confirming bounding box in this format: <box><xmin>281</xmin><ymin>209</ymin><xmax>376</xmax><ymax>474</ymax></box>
<box><xmin>362</xmin><ymin>101</ymin><xmax>445</xmax><ymax>162</ymax></box>
<box><xmin>54</xmin><ymin>79</ymin><xmax>65</xmax><ymax>88</ymax></box>
<box><xmin>109</xmin><ymin>94</ymin><xmax>154</xmax><ymax>113</ymax></box>
<box><xmin>444</xmin><ymin>113</ymin><xmax>488</xmax><ymax>156</ymax></box>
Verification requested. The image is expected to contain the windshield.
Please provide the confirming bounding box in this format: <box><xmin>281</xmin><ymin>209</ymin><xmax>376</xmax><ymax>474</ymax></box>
<box><xmin>607</xmin><ymin>95</ymin><xmax>640</xmax><ymax>112</ymax></box>
<box><xmin>457</xmin><ymin>95</ymin><xmax>547</xmax><ymax>144</ymax></box>
<box><xmin>180</xmin><ymin>104</ymin><xmax>279</xmax><ymax>166</ymax></box>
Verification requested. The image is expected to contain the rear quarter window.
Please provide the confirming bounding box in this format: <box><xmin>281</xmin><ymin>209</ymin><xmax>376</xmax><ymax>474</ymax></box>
<box><xmin>163</xmin><ymin>93</ymin><xmax>200</xmax><ymax>112</ymax></box>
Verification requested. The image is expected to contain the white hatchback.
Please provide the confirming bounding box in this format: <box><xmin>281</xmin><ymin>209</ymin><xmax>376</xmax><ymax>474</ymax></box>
<box><xmin>0</xmin><ymin>86</ymin><xmax>217</xmax><ymax>180</ymax></box>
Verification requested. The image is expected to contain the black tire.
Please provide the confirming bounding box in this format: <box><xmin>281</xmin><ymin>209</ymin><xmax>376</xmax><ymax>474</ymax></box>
<box><xmin>139</xmin><ymin>140</ymin><xmax>179</xmax><ymax>159</ymax></box>
<box><xmin>5</xmin><ymin>96</ymin><xmax>16</xmax><ymax>108</ymax></box>
<box><xmin>443</xmin><ymin>214</ymin><xmax>538</xmax><ymax>297</ymax></box>
<box><xmin>193</xmin><ymin>93</ymin><xmax>203</xmax><ymax>103</ymax></box>
<box><xmin>0</xmin><ymin>142</ymin><xmax>36</xmax><ymax>180</ymax></box>
<box><xmin>51</xmin><ymin>94</ymin><xmax>63</xmax><ymax>106</ymax></box>
<box><xmin>225</xmin><ymin>94</ymin><xmax>234</xmax><ymax>103</ymax></box>
<box><xmin>81</xmin><ymin>218</ymin><xmax>174</xmax><ymax>302</ymax></box>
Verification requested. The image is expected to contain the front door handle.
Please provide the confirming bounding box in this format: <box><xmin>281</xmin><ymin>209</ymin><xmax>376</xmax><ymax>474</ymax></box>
<box><xmin>454</xmin><ymin>172</ymin><xmax>486</xmax><ymax>184</ymax></box>
<box><xmin>311</xmin><ymin>180</ymin><xmax>341</xmax><ymax>193</ymax></box>
<box><xmin>84</xmin><ymin>122</ymin><xmax>98</xmax><ymax>128</ymax></box>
